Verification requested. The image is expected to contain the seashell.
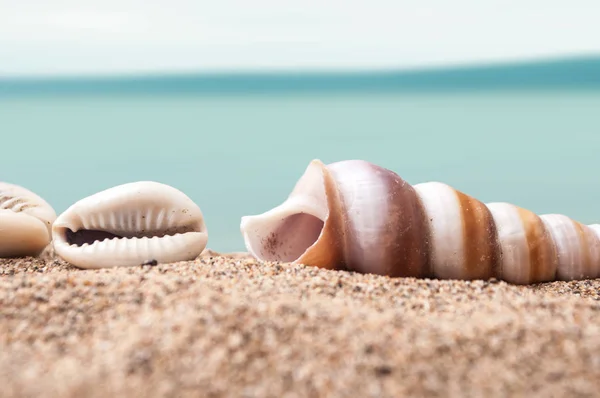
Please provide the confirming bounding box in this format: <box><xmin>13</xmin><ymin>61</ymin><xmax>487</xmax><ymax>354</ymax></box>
<box><xmin>0</xmin><ymin>182</ymin><xmax>57</xmax><ymax>257</ymax></box>
<box><xmin>240</xmin><ymin>159</ymin><xmax>600</xmax><ymax>284</ymax></box>
<box><xmin>52</xmin><ymin>181</ymin><xmax>208</xmax><ymax>269</ymax></box>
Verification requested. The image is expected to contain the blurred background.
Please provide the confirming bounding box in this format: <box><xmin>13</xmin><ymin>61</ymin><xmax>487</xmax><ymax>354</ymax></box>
<box><xmin>1</xmin><ymin>0</ymin><xmax>599</xmax><ymax>252</ymax></box>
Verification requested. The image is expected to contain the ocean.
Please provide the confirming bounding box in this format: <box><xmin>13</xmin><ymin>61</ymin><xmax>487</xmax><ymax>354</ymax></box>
<box><xmin>2</xmin><ymin>57</ymin><xmax>600</xmax><ymax>252</ymax></box>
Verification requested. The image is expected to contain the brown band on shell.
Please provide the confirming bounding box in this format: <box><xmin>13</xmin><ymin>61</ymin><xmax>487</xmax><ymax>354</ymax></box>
<box><xmin>455</xmin><ymin>190</ymin><xmax>501</xmax><ymax>280</ymax></box>
<box><xmin>296</xmin><ymin>161</ymin><xmax>347</xmax><ymax>271</ymax></box>
<box><xmin>371</xmin><ymin>165</ymin><xmax>431</xmax><ymax>278</ymax></box>
<box><xmin>573</xmin><ymin>221</ymin><xmax>599</xmax><ymax>279</ymax></box>
<box><xmin>516</xmin><ymin>207</ymin><xmax>558</xmax><ymax>283</ymax></box>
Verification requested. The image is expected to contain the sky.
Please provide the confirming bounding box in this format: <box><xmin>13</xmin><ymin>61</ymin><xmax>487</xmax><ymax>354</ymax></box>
<box><xmin>0</xmin><ymin>0</ymin><xmax>599</xmax><ymax>77</ymax></box>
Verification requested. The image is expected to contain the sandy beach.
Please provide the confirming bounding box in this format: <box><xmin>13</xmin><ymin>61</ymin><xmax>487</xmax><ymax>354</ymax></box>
<box><xmin>1</xmin><ymin>249</ymin><xmax>599</xmax><ymax>398</ymax></box>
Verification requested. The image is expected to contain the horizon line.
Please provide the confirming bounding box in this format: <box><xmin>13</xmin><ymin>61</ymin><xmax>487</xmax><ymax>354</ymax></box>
<box><xmin>1</xmin><ymin>54</ymin><xmax>599</xmax><ymax>96</ymax></box>
<box><xmin>1</xmin><ymin>53</ymin><xmax>599</xmax><ymax>82</ymax></box>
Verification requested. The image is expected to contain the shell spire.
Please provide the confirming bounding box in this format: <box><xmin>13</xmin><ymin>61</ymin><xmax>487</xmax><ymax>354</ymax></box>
<box><xmin>240</xmin><ymin>159</ymin><xmax>600</xmax><ymax>284</ymax></box>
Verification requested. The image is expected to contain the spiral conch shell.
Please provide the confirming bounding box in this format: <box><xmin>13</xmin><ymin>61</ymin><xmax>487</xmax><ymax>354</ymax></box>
<box><xmin>240</xmin><ymin>159</ymin><xmax>600</xmax><ymax>284</ymax></box>
<box><xmin>52</xmin><ymin>181</ymin><xmax>208</xmax><ymax>269</ymax></box>
<box><xmin>0</xmin><ymin>182</ymin><xmax>56</xmax><ymax>257</ymax></box>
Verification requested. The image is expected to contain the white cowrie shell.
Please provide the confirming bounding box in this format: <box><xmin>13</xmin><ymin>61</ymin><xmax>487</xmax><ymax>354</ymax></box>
<box><xmin>0</xmin><ymin>182</ymin><xmax>57</xmax><ymax>258</ymax></box>
<box><xmin>52</xmin><ymin>181</ymin><xmax>208</xmax><ymax>269</ymax></box>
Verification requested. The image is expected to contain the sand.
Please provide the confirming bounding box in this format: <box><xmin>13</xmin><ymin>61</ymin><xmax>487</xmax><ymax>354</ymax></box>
<box><xmin>1</xmin><ymin>249</ymin><xmax>599</xmax><ymax>398</ymax></box>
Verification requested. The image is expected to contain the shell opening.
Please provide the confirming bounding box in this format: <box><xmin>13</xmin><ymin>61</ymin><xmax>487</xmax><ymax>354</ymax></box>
<box><xmin>61</xmin><ymin>224</ymin><xmax>201</xmax><ymax>247</ymax></box>
<box><xmin>245</xmin><ymin>212</ymin><xmax>324</xmax><ymax>262</ymax></box>
<box><xmin>66</xmin><ymin>229</ymin><xmax>123</xmax><ymax>246</ymax></box>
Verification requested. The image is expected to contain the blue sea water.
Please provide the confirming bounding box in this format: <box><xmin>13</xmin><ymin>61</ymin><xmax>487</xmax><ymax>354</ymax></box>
<box><xmin>1</xmin><ymin>57</ymin><xmax>600</xmax><ymax>252</ymax></box>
